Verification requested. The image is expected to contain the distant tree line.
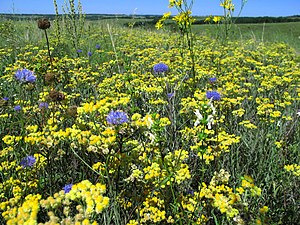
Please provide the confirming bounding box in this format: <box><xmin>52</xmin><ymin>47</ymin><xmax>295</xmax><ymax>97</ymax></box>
<box><xmin>1</xmin><ymin>13</ymin><xmax>300</xmax><ymax>25</ymax></box>
<box><xmin>194</xmin><ymin>15</ymin><xmax>300</xmax><ymax>24</ymax></box>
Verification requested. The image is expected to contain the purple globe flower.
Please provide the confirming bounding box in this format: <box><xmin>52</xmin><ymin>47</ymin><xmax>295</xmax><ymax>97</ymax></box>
<box><xmin>77</xmin><ymin>49</ymin><xmax>83</xmax><ymax>53</ymax></box>
<box><xmin>96</xmin><ymin>44</ymin><xmax>100</xmax><ymax>49</ymax></box>
<box><xmin>153</xmin><ymin>63</ymin><xmax>169</xmax><ymax>73</ymax></box>
<box><xmin>15</xmin><ymin>69</ymin><xmax>36</xmax><ymax>83</ymax></box>
<box><xmin>88</xmin><ymin>51</ymin><xmax>92</xmax><ymax>57</ymax></box>
<box><xmin>14</xmin><ymin>105</ymin><xmax>21</xmax><ymax>111</ymax></box>
<box><xmin>20</xmin><ymin>155</ymin><xmax>36</xmax><ymax>168</ymax></box>
<box><xmin>167</xmin><ymin>92</ymin><xmax>175</xmax><ymax>99</ymax></box>
<box><xmin>39</xmin><ymin>102</ymin><xmax>49</xmax><ymax>109</ymax></box>
<box><xmin>107</xmin><ymin>110</ymin><xmax>128</xmax><ymax>125</ymax></box>
<box><xmin>3</xmin><ymin>97</ymin><xmax>9</xmax><ymax>101</ymax></box>
<box><xmin>25</xmin><ymin>74</ymin><xmax>36</xmax><ymax>83</ymax></box>
<box><xmin>186</xmin><ymin>189</ymin><xmax>194</xmax><ymax>195</ymax></box>
<box><xmin>206</xmin><ymin>91</ymin><xmax>221</xmax><ymax>101</ymax></box>
<box><xmin>209</xmin><ymin>77</ymin><xmax>217</xmax><ymax>83</ymax></box>
<box><xmin>63</xmin><ymin>184</ymin><xmax>73</xmax><ymax>193</ymax></box>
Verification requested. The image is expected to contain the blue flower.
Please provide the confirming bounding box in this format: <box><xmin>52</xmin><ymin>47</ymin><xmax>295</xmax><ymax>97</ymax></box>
<box><xmin>96</xmin><ymin>44</ymin><xmax>100</xmax><ymax>49</ymax></box>
<box><xmin>77</xmin><ymin>49</ymin><xmax>83</xmax><ymax>53</ymax></box>
<box><xmin>63</xmin><ymin>184</ymin><xmax>73</xmax><ymax>193</ymax></box>
<box><xmin>20</xmin><ymin>155</ymin><xmax>36</xmax><ymax>168</ymax></box>
<box><xmin>14</xmin><ymin>105</ymin><xmax>21</xmax><ymax>111</ymax></box>
<box><xmin>153</xmin><ymin>63</ymin><xmax>169</xmax><ymax>73</ymax></box>
<box><xmin>167</xmin><ymin>92</ymin><xmax>175</xmax><ymax>99</ymax></box>
<box><xmin>88</xmin><ymin>51</ymin><xmax>92</xmax><ymax>57</ymax></box>
<box><xmin>26</xmin><ymin>75</ymin><xmax>36</xmax><ymax>83</ymax></box>
<box><xmin>15</xmin><ymin>69</ymin><xmax>36</xmax><ymax>83</ymax></box>
<box><xmin>107</xmin><ymin>110</ymin><xmax>128</xmax><ymax>125</ymax></box>
<box><xmin>206</xmin><ymin>91</ymin><xmax>221</xmax><ymax>101</ymax></box>
<box><xmin>186</xmin><ymin>189</ymin><xmax>194</xmax><ymax>195</ymax></box>
<box><xmin>209</xmin><ymin>77</ymin><xmax>217</xmax><ymax>83</ymax></box>
<box><xmin>3</xmin><ymin>97</ymin><xmax>9</xmax><ymax>101</ymax></box>
<box><xmin>39</xmin><ymin>102</ymin><xmax>49</xmax><ymax>109</ymax></box>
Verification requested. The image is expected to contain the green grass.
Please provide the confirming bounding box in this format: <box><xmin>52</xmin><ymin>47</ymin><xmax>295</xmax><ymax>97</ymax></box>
<box><xmin>1</xmin><ymin>16</ymin><xmax>300</xmax><ymax>52</ymax></box>
<box><xmin>192</xmin><ymin>22</ymin><xmax>300</xmax><ymax>53</ymax></box>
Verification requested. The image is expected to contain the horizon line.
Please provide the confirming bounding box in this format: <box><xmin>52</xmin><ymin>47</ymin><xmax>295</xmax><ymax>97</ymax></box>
<box><xmin>1</xmin><ymin>13</ymin><xmax>299</xmax><ymax>18</ymax></box>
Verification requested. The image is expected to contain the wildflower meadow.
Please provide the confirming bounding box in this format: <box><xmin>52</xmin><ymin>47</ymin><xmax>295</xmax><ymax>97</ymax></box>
<box><xmin>0</xmin><ymin>0</ymin><xmax>299</xmax><ymax>224</ymax></box>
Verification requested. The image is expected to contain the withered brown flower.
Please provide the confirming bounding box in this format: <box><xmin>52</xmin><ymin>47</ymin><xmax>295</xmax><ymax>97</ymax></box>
<box><xmin>49</xmin><ymin>89</ymin><xmax>65</xmax><ymax>102</ymax></box>
<box><xmin>38</xmin><ymin>18</ymin><xmax>51</xmax><ymax>30</ymax></box>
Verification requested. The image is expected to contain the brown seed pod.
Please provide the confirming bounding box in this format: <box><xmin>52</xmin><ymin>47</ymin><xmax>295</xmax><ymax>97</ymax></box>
<box><xmin>49</xmin><ymin>89</ymin><xmax>65</xmax><ymax>102</ymax></box>
<box><xmin>38</xmin><ymin>18</ymin><xmax>51</xmax><ymax>30</ymax></box>
<box><xmin>66</xmin><ymin>105</ymin><xmax>78</xmax><ymax>118</ymax></box>
<box><xmin>44</xmin><ymin>72</ymin><xmax>56</xmax><ymax>84</ymax></box>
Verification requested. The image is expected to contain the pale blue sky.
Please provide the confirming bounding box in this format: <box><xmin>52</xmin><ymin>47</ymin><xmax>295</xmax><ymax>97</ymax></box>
<box><xmin>0</xmin><ymin>0</ymin><xmax>299</xmax><ymax>16</ymax></box>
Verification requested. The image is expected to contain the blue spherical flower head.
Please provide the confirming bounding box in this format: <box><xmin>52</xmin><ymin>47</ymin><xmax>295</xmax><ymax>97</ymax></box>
<box><xmin>107</xmin><ymin>110</ymin><xmax>128</xmax><ymax>125</ymax></box>
<box><xmin>25</xmin><ymin>74</ymin><xmax>36</xmax><ymax>83</ymax></box>
<box><xmin>15</xmin><ymin>69</ymin><xmax>25</xmax><ymax>81</ymax></box>
<box><xmin>14</xmin><ymin>105</ymin><xmax>21</xmax><ymax>111</ymax></box>
<box><xmin>88</xmin><ymin>51</ymin><xmax>92</xmax><ymax>57</ymax></box>
<box><xmin>153</xmin><ymin>63</ymin><xmax>169</xmax><ymax>74</ymax></box>
<box><xmin>209</xmin><ymin>77</ymin><xmax>217</xmax><ymax>83</ymax></box>
<box><xmin>39</xmin><ymin>102</ymin><xmax>49</xmax><ymax>109</ymax></box>
<box><xmin>167</xmin><ymin>92</ymin><xmax>175</xmax><ymax>99</ymax></box>
<box><xmin>186</xmin><ymin>189</ymin><xmax>195</xmax><ymax>195</ymax></box>
<box><xmin>77</xmin><ymin>49</ymin><xmax>83</xmax><ymax>53</ymax></box>
<box><xmin>63</xmin><ymin>184</ymin><xmax>73</xmax><ymax>193</ymax></box>
<box><xmin>96</xmin><ymin>44</ymin><xmax>100</xmax><ymax>49</ymax></box>
<box><xmin>3</xmin><ymin>97</ymin><xmax>9</xmax><ymax>101</ymax></box>
<box><xmin>15</xmin><ymin>69</ymin><xmax>36</xmax><ymax>83</ymax></box>
<box><xmin>206</xmin><ymin>91</ymin><xmax>221</xmax><ymax>101</ymax></box>
<box><xmin>20</xmin><ymin>155</ymin><xmax>36</xmax><ymax>168</ymax></box>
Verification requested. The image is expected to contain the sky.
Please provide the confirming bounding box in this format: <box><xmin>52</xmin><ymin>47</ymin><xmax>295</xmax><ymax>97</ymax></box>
<box><xmin>0</xmin><ymin>0</ymin><xmax>299</xmax><ymax>17</ymax></box>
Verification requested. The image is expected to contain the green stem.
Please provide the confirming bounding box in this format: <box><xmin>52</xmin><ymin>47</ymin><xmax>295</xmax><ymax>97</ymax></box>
<box><xmin>71</xmin><ymin>147</ymin><xmax>100</xmax><ymax>175</ymax></box>
<box><xmin>44</xmin><ymin>29</ymin><xmax>53</xmax><ymax>67</ymax></box>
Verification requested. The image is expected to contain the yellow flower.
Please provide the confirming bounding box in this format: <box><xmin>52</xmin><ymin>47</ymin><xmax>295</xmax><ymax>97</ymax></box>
<box><xmin>239</xmin><ymin>120</ymin><xmax>257</xmax><ymax>129</ymax></box>
<box><xmin>259</xmin><ymin>206</ymin><xmax>269</xmax><ymax>214</ymax></box>
<box><xmin>127</xmin><ymin>220</ymin><xmax>138</xmax><ymax>225</ymax></box>
<box><xmin>213</xmin><ymin>16</ymin><xmax>222</xmax><ymax>23</ymax></box>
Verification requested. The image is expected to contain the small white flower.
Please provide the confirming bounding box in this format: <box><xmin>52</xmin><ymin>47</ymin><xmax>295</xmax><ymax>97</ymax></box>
<box><xmin>146</xmin><ymin>116</ymin><xmax>153</xmax><ymax>128</ymax></box>
<box><xmin>207</xmin><ymin>115</ymin><xmax>214</xmax><ymax>129</ymax></box>
<box><xmin>102</xmin><ymin>148</ymin><xmax>109</xmax><ymax>154</ymax></box>
<box><xmin>146</xmin><ymin>132</ymin><xmax>156</xmax><ymax>143</ymax></box>
<box><xmin>297</xmin><ymin>110</ymin><xmax>300</xmax><ymax>117</ymax></box>
<box><xmin>194</xmin><ymin>109</ymin><xmax>203</xmax><ymax>127</ymax></box>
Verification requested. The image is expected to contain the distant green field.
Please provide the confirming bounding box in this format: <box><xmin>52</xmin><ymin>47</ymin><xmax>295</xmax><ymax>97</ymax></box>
<box><xmin>192</xmin><ymin>22</ymin><xmax>300</xmax><ymax>53</ymax></box>
<box><xmin>1</xmin><ymin>14</ymin><xmax>299</xmax><ymax>52</ymax></box>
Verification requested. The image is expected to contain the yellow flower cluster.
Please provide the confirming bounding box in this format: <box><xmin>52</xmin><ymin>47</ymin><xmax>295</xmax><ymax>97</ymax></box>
<box><xmin>139</xmin><ymin>194</ymin><xmax>166</xmax><ymax>223</ymax></box>
<box><xmin>2</xmin><ymin>180</ymin><xmax>109</xmax><ymax>225</ymax></box>
<box><xmin>220</xmin><ymin>0</ymin><xmax>235</xmax><ymax>11</ymax></box>
<box><xmin>284</xmin><ymin>164</ymin><xmax>300</xmax><ymax>177</ymax></box>
<box><xmin>3</xmin><ymin>194</ymin><xmax>41</xmax><ymax>224</ymax></box>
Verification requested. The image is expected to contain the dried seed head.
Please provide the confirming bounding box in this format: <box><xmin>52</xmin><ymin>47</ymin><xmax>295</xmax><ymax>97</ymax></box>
<box><xmin>38</xmin><ymin>18</ymin><xmax>51</xmax><ymax>30</ymax></box>
<box><xmin>66</xmin><ymin>105</ymin><xmax>78</xmax><ymax>118</ymax></box>
<box><xmin>44</xmin><ymin>73</ymin><xmax>56</xmax><ymax>84</ymax></box>
<box><xmin>49</xmin><ymin>89</ymin><xmax>65</xmax><ymax>102</ymax></box>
